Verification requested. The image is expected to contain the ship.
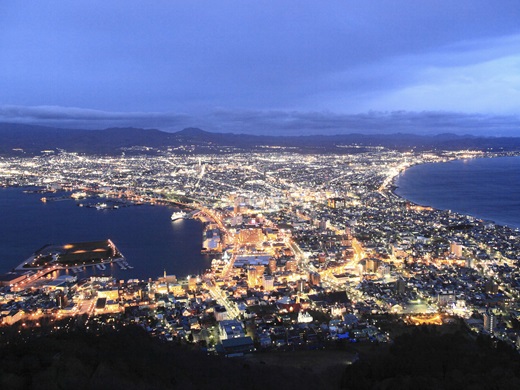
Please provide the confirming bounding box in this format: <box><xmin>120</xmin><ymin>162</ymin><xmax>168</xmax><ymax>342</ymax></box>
<box><xmin>171</xmin><ymin>210</ymin><xmax>187</xmax><ymax>221</ymax></box>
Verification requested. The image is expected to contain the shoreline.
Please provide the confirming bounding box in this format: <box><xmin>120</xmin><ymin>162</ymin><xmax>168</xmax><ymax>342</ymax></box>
<box><xmin>386</xmin><ymin>155</ymin><xmax>520</xmax><ymax>230</ymax></box>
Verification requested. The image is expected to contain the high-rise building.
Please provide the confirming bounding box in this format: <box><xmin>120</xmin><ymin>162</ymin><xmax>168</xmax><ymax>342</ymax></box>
<box><xmin>247</xmin><ymin>266</ymin><xmax>259</xmax><ymax>288</ymax></box>
<box><xmin>483</xmin><ymin>310</ymin><xmax>496</xmax><ymax>333</ymax></box>
<box><xmin>268</xmin><ymin>257</ymin><xmax>277</xmax><ymax>274</ymax></box>
<box><xmin>318</xmin><ymin>253</ymin><xmax>326</xmax><ymax>264</ymax></box>
<box><xmin>309</xmin><ymin>271</ymin><xmax>321</xmax><ymax>286</ymax></box>
<box><xmin>395</xmin><ymin>278</ymin><xmax>406</xmax><ymax>294</ymax></box>
<box><xmin>56</xmin><ymin>291</ymin><xmax>68</xmax><ymax>309</ymax></box>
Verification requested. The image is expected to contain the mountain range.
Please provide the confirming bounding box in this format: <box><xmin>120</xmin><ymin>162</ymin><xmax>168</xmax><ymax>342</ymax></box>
<box><xmin>1</xmin><ymin>122</ymin><xmax>520</xmax><ymax>156</ymax></box>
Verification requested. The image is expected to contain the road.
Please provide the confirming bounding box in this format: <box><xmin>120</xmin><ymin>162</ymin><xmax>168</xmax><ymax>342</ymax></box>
<box><xmin>351</xmin><ymin>238</ymin><xmax>365</xmax><ymax>262</ymax></box>
<box><xmin>204</xmin><ymin>277</ymin><xmax>240</xmax><ymax>319</ymax></box>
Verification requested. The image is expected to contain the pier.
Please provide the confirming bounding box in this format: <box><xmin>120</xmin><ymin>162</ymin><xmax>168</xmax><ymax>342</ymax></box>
<box><xmin>4</xmin><ymin>240</ymin><xmax>127</xmax><ymax>291</ymax></box>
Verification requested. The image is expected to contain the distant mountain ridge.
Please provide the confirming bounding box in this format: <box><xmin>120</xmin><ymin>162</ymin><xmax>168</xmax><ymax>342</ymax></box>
<box><xmin>0</xmin><ymin>122</ymin><xmax>519</xmax><ymax>156</ymax></box>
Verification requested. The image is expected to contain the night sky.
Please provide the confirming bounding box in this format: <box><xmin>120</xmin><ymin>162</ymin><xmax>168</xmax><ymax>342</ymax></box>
<box><xmin>1</xmin><ymin>1</ymin><xmax>519</xmax><ymax>135</ymax></box>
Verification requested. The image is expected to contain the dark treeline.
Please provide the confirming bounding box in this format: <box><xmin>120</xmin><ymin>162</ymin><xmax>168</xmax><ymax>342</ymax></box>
<box><xmin>0</xmin><ymin>325</ymin><xmax>332</xmax><ymax>390</ymax></box>
<box><xmin>341</xmin><ymin>326</ymin><xmax>520</xmax><ymax>389</ymax></box>
<box><xmin>2</xmin><ymin>323</ymin><xmax>520</xmax><ymax>389</ymax></box>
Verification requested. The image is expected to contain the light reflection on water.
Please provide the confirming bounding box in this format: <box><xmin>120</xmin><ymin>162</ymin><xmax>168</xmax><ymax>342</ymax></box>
<box><xmin>0</xmin><ymin>188</ymin><xmax>211</xmax><ymax>280</ymax></box>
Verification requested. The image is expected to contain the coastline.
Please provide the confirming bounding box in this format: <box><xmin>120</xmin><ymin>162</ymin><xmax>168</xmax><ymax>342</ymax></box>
<box><xmin>387</xmin><ymin>155</ymin><xmax>520</xmax><ymax>230</ymax></box>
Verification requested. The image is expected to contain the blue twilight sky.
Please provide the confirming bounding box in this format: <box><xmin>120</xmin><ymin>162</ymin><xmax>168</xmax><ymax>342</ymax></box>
<box><xmin>1</xmin><ymin>1</ymin><xmax>520</xmax><ymax>135</ymax></box>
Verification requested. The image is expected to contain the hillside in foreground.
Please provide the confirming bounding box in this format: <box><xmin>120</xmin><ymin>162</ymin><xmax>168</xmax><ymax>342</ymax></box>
<box><xmin>2</xmin><ymin>324</ymin><xmax>520</xmax><ymax>390</ymax></box>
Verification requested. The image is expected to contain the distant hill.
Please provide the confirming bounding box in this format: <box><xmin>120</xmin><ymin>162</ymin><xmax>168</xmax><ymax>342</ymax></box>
<box><xmin>1</xmin><ymin>122</ymin><xmax>520</xmax><ymax>156</ymax></box>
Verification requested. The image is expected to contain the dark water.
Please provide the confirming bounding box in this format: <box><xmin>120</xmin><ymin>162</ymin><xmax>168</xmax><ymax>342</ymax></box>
<box><xmin>395</xmin><ymin>156</ymin><xmax>520</xmax><ymax>229</ymax></box>
<box><xmin>0</xmin><ymin>188</ymin><xmax>211</xmax><ymax>280</ymax></box>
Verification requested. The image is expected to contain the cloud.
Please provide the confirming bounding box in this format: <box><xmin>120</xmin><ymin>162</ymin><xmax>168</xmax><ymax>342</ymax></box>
<box><xmin>314</xmin><ymin>34</ymin><xmax>520</xmax><ymax>115</ymax></box>
<box><xmin>1</xmin><ymin>3</ymin><xmax>520</xmax><ymax>116</ymax></box>
<box><xmin>1</xmin><ymin>105</ymin><xmax>519</xmax><ymax>137</ymax></box>
<box><xmin>0</xmin><ymin>105</ymin><xmax>190</xmax><ymax>129</ymax></box>
<box><xmin>369</xmin><ymin>54</ymin><xmax>520</xmax><ymax>115</ymax></box>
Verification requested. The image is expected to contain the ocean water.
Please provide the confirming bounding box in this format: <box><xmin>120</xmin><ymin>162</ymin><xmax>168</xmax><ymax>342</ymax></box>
<box><xmin>0</xmin><ymin>188</ymin><xmax>211</xmax><ymax>280</ymax></box>
<box><xmin>395</xmin><ymin>156</ymin><xmax>520</xmax><ymax>229</ymax></box>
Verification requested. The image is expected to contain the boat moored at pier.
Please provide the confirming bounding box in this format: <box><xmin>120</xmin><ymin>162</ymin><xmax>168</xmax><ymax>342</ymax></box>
<box><xmin>171</xmin><ymin>211</ymin><xmax>187</xmax><ymax>221</ymax></box>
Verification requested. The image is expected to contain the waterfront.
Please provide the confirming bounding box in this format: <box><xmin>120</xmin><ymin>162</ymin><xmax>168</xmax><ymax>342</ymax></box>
<box><xmin>395</xmin><ymin>156</ymin><xmax>520</xmax><ymax>229</ymax></box>
<box><xmin>0</xmin><ymin>187</ymin><xmax>211</xmax><ymax>280</ymax></box>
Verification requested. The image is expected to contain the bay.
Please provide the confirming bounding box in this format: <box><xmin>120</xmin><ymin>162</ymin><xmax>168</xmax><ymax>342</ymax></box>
<box><xmin>395</xmin><ymin>156</ymin><xmax>520</xmax><ymax>229</ymax></box>
<box><xmin>0</xmin><ymin>187</ymin><xmax>211</xmax><ymax>280</ymax></box>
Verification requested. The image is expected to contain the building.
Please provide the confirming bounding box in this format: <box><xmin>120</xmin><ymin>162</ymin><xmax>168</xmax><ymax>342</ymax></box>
<box><xmin>56</xmin><ymin>291</ymin><xmax>68</xmax><ymax>309</ymax></box>
<box><xmin>218</xmin><ymin>319</ymin><xmax>245</xmax><ymax>340</ymax></box>
<box><xmin>188</xmin><ymin>275</ymin><xmax>197</xmax><ymax>291</ymax></box>
<box><xmin>285</xmin><ymin>259</ymin><xmax>297</xmax><ymax>272</ymax></box>
<box><xmin>297</xmin><ymin>278</ymin><xmax>306</xmax><ymax>293</ymax></box>
<box><xmin>262</xmin><ymin>275</ymin><xmax>274</xmax><ymax>291</ymax></box>
<box><xmin>1</xmin><ymin>309</ymin><xmax>24</xmax><ymax>325</ymax></box>
<box><xmin>360</xmin><ymin>258</ymin><xmax>382</xmax><ymax>273</ymax></box>
<box><xmin>438</xmin><ymin>292</ymin><xmax>455</xmax><ymax>307</ymax></box>
<box><xmin>247</xmin><ymin>267</ymin><xmax>259</xmax><ymax>288</ymax></box>
<box><xmin>297</xmin><ymin>311</ymin><xmax>313</xmax><ymax>323</ymax></box>
<box><xmin>98</xmin><ymin>288</ymin><xmax>119</xmax><ymax>301</ymax></box>
<box><xmin>218</xmin><ymin>337</ymin><xmax>254</xmax><ymax>357</ymax></box>
<box><xmin>169</xmin><ymin>283</ymin><xmax>186</xmax><ymax>297</ymax></box>
<box><xmin>483</xmin><ymin>310</ymin><xmax>496</xmax><ymax>333</ymax></box>
<box><xmin>238</xmin><ymin>227</ymin><xmax>264</xmax><ymax>245</ymax></box>
<box><xmin>309</xmin><ymin>271</ymin><xmax>321</xmax><ymax>286</ymax></box>
<box><xmin>485</xmin><ymin>280</ymin><xmax>499</xmax><ymax>294</ymax></box>
<box><xmin>450</xmin><ymin>242</ymin><xmax>463</xmax><ymax>258</ymax></box>
<box><xmin>214</xmin><ymin>306</ymin><xmax>229</xmax><ymax>322</ymax></box>
<box><xmin>395</xmin><ymin>278</ymin><xmax>406</xmax><ymax>294</ymax></box>
<box><xmin>327</xmin><ymin>197</ymin><xmax>346</xmax><ymax>209</ymax></box>
<box><xmin>0</xmin><ymin>272</ymin><xmax>30</xmax><ymax>287</ymax></box>
<box><xmin>268</xmin><ymin>257</ymin><xmax>277</xmax><ymax>274</ymax></box>
<box><xmin>318</xmin><ymin>219</ymin><xmax>330</xmax><ymax>230</ymax></box>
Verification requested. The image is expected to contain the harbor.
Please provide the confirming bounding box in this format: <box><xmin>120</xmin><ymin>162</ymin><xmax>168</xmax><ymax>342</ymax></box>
<box><xmin>0</xmin><ymin>187</ymin><xmax>211</xmax><ymax>282</ymax></box>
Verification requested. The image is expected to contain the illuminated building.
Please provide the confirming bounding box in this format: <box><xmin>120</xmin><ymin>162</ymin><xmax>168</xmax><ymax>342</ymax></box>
<box><xmin>327</xmin><ymin>197</ymin><xmax>346</xmax><ymax>209</ymax></box>
<box><xmin>309</xmin><ymin>271</ymin><xmax>321</xmax><ymax>286</ymax></box>
<box><xmin>188</xmin><ymin>275</ymin><xmax>197</xmax><ymax>291</ymax></box>
<box><xmin>238</xmin><ymin>227</ymin><xmax>264</xmax><ymax>245</ymax></box>
<box><xmin>450</xmin><ymin>242</ymin><xmax>463</xmax><ymax>258</ymax></box>
<box><xmin>285</xmin><ymin>259</ymin><xmax>297</xmax><ymax>272</ymax></box>
<box><xmin>219</xmin><ymin>319</ymin><xmax>245</xmax><ymax>340</ymax></box>
<box><xmin>55</xmin><ymin>291</ymin><xmax>68</xmax><ymax>309</ymax></box>
<box><xmin>247</xmin><ymin>267</ymin><xmax>259</xmax><ymax>288</ymax></box>
<box><xmin>262</xmin><ymin>275</ymin><xmax>274</xmax><ymax>291</ymax></box>
<box><xmin>483</xmin><ymin>310</ymin><xmax>496</xmax><ymax>333</ymax></box>
<box><xmin>268</xmin><ymin>257</ymin><xmax>277</xmax><ymax>274</ymax></box>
